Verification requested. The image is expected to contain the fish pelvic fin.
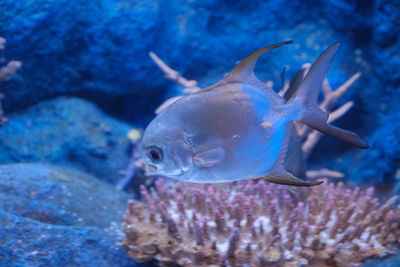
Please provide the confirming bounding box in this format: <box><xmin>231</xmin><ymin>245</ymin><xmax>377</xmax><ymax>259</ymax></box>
<box><xmin>256</xmin><ymin>171</ymin><xmax>323</xmax><ymax>187</ymax></box>
<box><xmin>288</xmin><ymin>43</ymin><xmax>368</xmax><ymax>149</ymax></box>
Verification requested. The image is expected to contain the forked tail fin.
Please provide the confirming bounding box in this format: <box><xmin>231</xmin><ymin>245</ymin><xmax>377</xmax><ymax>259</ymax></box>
<box><xmin>290</xmin><ymin>43</ymin><xmax>368</xmax><ymax>149</ymax></box>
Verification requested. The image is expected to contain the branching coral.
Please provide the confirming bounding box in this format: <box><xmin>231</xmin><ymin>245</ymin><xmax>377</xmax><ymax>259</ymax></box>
<box><xmin>123</xmin><ymin>180</ymin><xmax>400</xmax><ymax>267</ymax></box>
<box><xmin>0</xmin><ymin>36</ymin><xmax>22</xmax><ymax>126</ymax></box>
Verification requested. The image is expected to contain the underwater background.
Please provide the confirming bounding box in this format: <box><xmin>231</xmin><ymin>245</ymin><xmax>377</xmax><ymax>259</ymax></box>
<box><xmin>0</xmin><ymin>0</ymin><xmax>399</xmax><ymax>266</ymax></box>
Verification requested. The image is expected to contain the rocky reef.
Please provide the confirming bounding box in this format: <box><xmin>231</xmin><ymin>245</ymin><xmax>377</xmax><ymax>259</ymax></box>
<box><xmin>0</xmin><ymin>97</ymin><xmax>132</xmax><ymax>184</ymax></box>
<box><xmin>0</xmin><ymin>163</ymin><xmax>136</xmax><ymax>266</ymax></box>
<box><xmin>123</xmin><ymin>180</ymin><xmax>400</xmax><ymax>267</ymax></box>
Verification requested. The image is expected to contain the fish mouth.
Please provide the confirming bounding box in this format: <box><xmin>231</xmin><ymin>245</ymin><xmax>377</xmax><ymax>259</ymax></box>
<box><xmin>143</xmin><ymin>163</ymin><xmax>162</xmax><ymax>176</ymax></box>
<box><xmin>144</xmin><ymin>163</ymin><xmax>157</xmax><ymax>171</ymax></box>
<box><xmin>143</xmin><ymin>161</ymin><xmax>191</xmax><ymax>180</ymax></box>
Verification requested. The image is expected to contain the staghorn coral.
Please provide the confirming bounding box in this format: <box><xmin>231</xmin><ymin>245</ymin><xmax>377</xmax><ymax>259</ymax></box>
<box><xmin>123</xmin><ymin>179</ymin><xmax>400</xmax><ymax>267</ymax></box>
<box><xmin>0</xmin><ymin>36</ymin><xmax>22</xmax><ymax>126</ymax></box>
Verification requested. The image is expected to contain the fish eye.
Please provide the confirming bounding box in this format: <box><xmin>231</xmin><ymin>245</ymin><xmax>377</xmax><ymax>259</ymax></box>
<box><xmin>147</xmin><ymin>147</ymin><xmax>163</xmax><ymax>163</ymax></box>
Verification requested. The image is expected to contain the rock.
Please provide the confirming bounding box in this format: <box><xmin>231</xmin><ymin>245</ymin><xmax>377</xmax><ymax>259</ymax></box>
<box><xmin>0</xmin><ymin>210</ymin><xmax>136</xmax><ymax>267</ymax></box>
<box><xmin>0</xmin><ymin>97</ymin><xmax>132</xmax><ymax>184</ymax></box>
<box><xmin>0</xmin><ymin>163</ymin><xmax>137</xmax><ymax>267</ymax></box>
<box><xmin>0</xmin><ymin>0</ymin><xmax>166</xmax><ymax>121</ymax></box>
<box><xmin>0</xmin><ymin>163</ymin><xmax>129</xmax><ymax>227</ymax></box>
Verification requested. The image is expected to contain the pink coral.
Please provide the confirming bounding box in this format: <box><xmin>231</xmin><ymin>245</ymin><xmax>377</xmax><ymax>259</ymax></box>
<box><xmin>0</xmin><ymin>36</ymin><xmax>22</xmax><ymax>126</ymax></box>
<box><xmin>123</xmin><ymin>179</ymin><xmax>400</xmax><ymax>267</ymax></box>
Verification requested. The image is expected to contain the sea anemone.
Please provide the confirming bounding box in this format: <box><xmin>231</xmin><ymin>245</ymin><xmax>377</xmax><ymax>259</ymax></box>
<box><xmin>122</xmin><ymin>179</ymin><xmax>400</xmax><ymax>267</ymax></box>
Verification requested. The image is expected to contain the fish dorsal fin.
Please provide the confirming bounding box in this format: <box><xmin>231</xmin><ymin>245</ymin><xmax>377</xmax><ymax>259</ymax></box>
<box><xmin>225</xmin><ymin>41</ymin><xmax>293</xmax><ymax>84</ymax></box>
<box><xmin>155</xmin><ymin>96</ymin><xmax>184</xmax><ymax>114</ymax></box>
<box><xmin>224</xmin><ymin>41</ymin><xmax>292</xmax><ymax>104</ymax></box>
<box><xmin>283</xmin><ymin>67</ymin><xmax>308</xmax><ymax>101</ymax></box>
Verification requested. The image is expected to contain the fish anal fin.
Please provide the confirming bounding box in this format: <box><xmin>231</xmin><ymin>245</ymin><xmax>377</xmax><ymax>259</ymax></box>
<box><xmin>259</xmin><ymin>124</ymin><xmax>323</xmax><ymax>187</ymax></box>
<box><xmin>257</xmin><ymin>171</ymin><xmax>323</xmax><ymax>187</ymax></box>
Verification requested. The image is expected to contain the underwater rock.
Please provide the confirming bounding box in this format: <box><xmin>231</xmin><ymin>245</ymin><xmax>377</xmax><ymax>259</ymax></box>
<box><xmin>0</xmin><ymin>163</ymin><xmax>129</xmax><ymax>227</ymax></box>
<box><xmin>0</xmin><ymin>210</ymin><xmax>136</xmax><ymax>267</ymax></box>
<box><xmin>0</xmin><ymin>0</ymin><xmax>165</xmax><ymax>119</ymax></box>
<box><xmin>0</xmin><ymin>163</ymin><xmax>137</xmax><ymax>266</ymax></box>
<box><xmin>123</xmin><ymin>179</ymin><xmax>400</xmax><ymax>267</ymax></box>
<box><xmin>336</xmin><ymin>111</ymin><xmax>400</xmax><ymax>188</ymax></box>
<box><xmin>0</xmin><ymin>97</ymin><xmax>132</xmax><ymax>184</ymax></box>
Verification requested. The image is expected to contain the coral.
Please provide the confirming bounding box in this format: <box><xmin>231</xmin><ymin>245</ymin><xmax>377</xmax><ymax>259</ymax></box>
<box><xmin>123</xmin><ymin>180</ymin><xmax>400</xmax><ymax>267</ymax></box>
<box><xmin>0</xmin><ymin>36</ymin><xmax>22</xmax><ymax>126</ymax></box>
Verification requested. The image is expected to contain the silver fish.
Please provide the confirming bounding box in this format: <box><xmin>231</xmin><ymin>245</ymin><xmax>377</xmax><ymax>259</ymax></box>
<box><xmin>141</xmin><ymin>41</ymin><xmax>368</xmax><ymax>186</ymax></box>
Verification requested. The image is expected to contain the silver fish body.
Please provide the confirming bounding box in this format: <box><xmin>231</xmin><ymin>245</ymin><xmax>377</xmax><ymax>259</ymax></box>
<box><xmin>144</xmin><ymin>82</ymin><xmax>290</xmax><ymax>183</ymax></box>
<box><xmin>142</xmin><ymin>41</ymin><xmax>368</xmax><ymax>186</ymax></box>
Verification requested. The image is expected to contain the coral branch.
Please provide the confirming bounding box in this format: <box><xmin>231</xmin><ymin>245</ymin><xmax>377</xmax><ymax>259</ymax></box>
<box><xmin>306</xmin><ymin>168</ymin><xmax>345</xmax><ymax>179</ymax></box>
<box><xmin>123</xmin><ymin>180</ymin><xmax>400</xmax><ymax>266</ymax></box>
<box><xmin>0</xmin><ymin>36</ymin><xmax>22</xmax><ymax>126</ymax></box>
<box><xmin>149</xmin><ymin>52</ymin><xmax>201</xmax><ymax>94</ymax></box>
<box><xmin>321</xmin><ymin>72</ymin><xmax>361</xmax><ymax>111</ymax></box>
<box><xmin>0</xmin><ymin>60</ymin><xmax>22</xmax><ymax>82</ymax></box>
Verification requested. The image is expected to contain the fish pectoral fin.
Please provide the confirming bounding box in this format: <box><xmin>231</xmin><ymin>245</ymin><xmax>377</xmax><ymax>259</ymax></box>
<box><xmin>257</xmin><ymin>171</ymin><xmax>323</xmax><ymax>187</ymax></box>
<box><xmin>193</xmin><ymin>147</ymin><xmax>225</xmax><ymax>167</ymax></box>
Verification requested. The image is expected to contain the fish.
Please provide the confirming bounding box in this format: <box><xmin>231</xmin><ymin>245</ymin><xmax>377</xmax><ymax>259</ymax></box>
<box><xmin>141</xmin><ymin>41</ymin><xmax>368</xmax><ymax>187</ymax></box>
